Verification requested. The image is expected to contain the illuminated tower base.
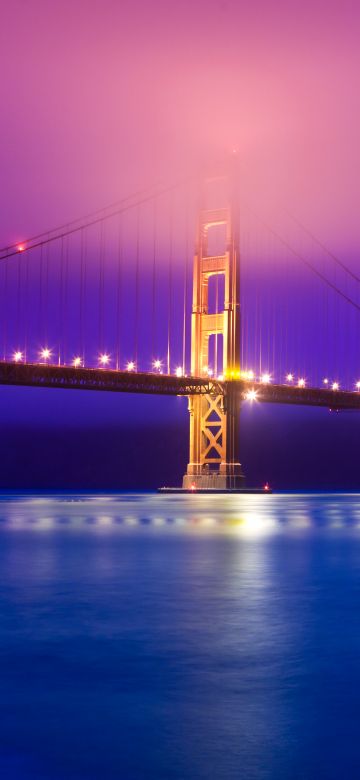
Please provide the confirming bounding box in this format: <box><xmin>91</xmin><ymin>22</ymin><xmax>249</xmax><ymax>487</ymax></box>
<box><xmin>182</xmin><ymin>385</ymin><xmax>245</xmax><ymax>490</ymax></box>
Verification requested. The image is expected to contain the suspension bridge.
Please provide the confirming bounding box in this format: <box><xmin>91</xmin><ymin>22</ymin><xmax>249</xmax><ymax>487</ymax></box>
<box><xmin>1</xmin><ymin>158</ymin><xmax>360</xmax><ymax>490</ymax></box>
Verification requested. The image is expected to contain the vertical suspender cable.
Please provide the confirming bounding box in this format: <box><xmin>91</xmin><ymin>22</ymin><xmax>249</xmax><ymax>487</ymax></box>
<box><xmin>152</xmin><ymin>198</ymin><xmax>157</xmax><ymax>362</ymax></box>
<box><xmin>182</xmin><ymin>194</ymin><xmax>189</xmax><ymax>375</ymax></box>
<box><xmin>16</xmin><ymin>251</ymin><xmax>21</xmax><ymax>350</ymax></box>
<box><xmin>256</xmin><ymin>218</ymin><xmax>262</xmax><ymax>375</ymax></box>
<box><xmin>39</xmin><ymin>243</ymin><xmax>43</xmax><ymax>342</ymax></box>
<box><xmin>64</xmin><ymin>235</ymin><xmax>69</xmax><ymax>363</ymax></box>
<box><xmin>24</xmin><ymin>249</ymin><xmax>29</xmax><ymax>361</ymax></box>
<box><xmin>3</xmin><ymin>259</ymin><xmax>8</xmax><ymax>360</ymax></box>
<box><xmin>266</xmin><ymin>231</ymin><xmax>270</xmax><ymax>372</ymax></box>
<box><xmin>83</xmin><ymin>229</ymin><xmax>87</xmax><ymax>364</ymax></box>
<box><xmin>253</xmin><ymin>221</ymin><xmax>259</xmax><ymax>372</ymax></box>
<box><xmin>134</xmin><ymin>206</ymin><xmax>140</xmax><ymax>367</ymax></box>
<box><xmin>272</xmin><ymin>233</ymin><xmax>276</xmax><ymax>378</ymax></box>
<box><xmin>116</xmin><ymin>215</ymin><xmax>122</xmax><ymax>370</ymax></box>
<box><xmin>284</xmin><ymin>241</ymin><xmax>289</xmax><ymax>377</ymax></box>
<box><xmin>59</xmin><ymin>237</ymin><xmax>64</xmax><ymax>363</ymax></box>
<box><xmin>45</xmin><ymin>238</ymin><xmax>49</xmax><ymax>346</ymax></box>
<box><xmin>334</xmin><ymin>259</ymin><xmax>339</xmax><ymax>380</ymax></box>
<box><xmin>99</xmin><ymin>221</ymin><xmax>105</xmax><ymax>354</ymax></box>
<box><xmin>215</xmin><ymin>272</ymin><xmax>219</xmax><ymax>377</ymax></box>
<box><xmin>167</xmin><ymin>195</ymin><xmax>173</xmax><ymax>375</ymax></box>
<box><xmin>80</xmin><ymin>227</ymin><xmax>84</xmax><ymax>361</ymax></box>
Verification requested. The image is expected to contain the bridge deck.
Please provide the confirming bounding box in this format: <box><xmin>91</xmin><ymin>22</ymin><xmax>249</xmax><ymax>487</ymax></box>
<box><xmin>0</xmin><ymin>361</ymin><xmax>360</xmax><ymax>410</ymax></box>
<box><xmin>0</xmin><ymin>362</ymin><xmax>217</xmax><ymax>396</ymax></box>
<box><xmin>238</xmin><ymin>381</ymin><xmax>360</xmax><ymax>410</ymax></box>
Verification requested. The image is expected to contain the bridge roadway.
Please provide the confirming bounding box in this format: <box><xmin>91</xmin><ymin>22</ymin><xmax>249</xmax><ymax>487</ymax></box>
<box><xmin>0</xmin><ymin>361</ymin><xmax>360</xmax><ymax>410</ymax></box>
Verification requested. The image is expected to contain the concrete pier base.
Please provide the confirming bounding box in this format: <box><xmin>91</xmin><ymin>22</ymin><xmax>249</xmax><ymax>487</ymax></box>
<box><xmin>182</xmin><ymin>462</ymin><xmax>245</xmax><ymax>491</ymax></box>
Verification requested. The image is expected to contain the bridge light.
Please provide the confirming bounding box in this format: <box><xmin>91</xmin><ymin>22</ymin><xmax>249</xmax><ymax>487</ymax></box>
<box><xmin>40</xmin><ymin>348</ymin><xmax>51</xmax><ymax>361</ymax></box>
<box><xmin>218</xmin><ymin>374</ymin><xmax>224</xmax><ymax>381</ymax></box>
<box><xmin>13</xmin><ymin>350</ymin><xmax>23</xmax><ymax>362</ymax></box>
<box><xmin>17</xmin><ymin>244</ymin><xmax>25</xmax><ymax>252</ymax></box>
<box><xmin>73</xmin><ymin>356</ymin><xmax>82</xmax><ymax>367</ymax></box>
<box><xmin>332</xmin><ymin>382</ymin><xmax>339</xmax><ymax>391</ymax></box>
<box><xmin>356</xmin><ymin>381</ymin><xmax>360</xmax><ymax>390</ymax></box>
<box><xmin>261</xmin><ymin>373</ymin><xmax>271</xmax><ymax>384</ymax></box>
<box><xmin>203</xmin><ymin>365</ymin><xmax>214</xmax><ymax>376</ymax></box>
<box><xmin>245</xmin><ymin>389</ymin><xmax>257</xmax><ymax>401</ymax></box>
<box><xmin>286</xmin><ymin>373</ymin><xmax>294</xmax><ymax>382</ymax></box>
<box><xmin>175</xmin><ymin>366</ymin><xmax>183</xmax><ymax>378</ymax></box>
<box><xmin>247</xmin><ymin>370</ymin><xmax>254</xmax><ymax>380</ymax></box>
<box><xmin>298</xmin><ymin>378</ymin><xmax>306</xmax><ymax>387</ymax></box>
<box><xmin>153</xmin><ymin>359</ymin><xmax>162</xmax><ymax>371</ymax></box>
<box><xmin>126</xmin><ymin>361</ymin><xmax>135</xmax><ymax>371</ymax></box>
<box><xmin>99</xmin><ymin>353</ymin><xmax>110</xmax><ymax>366</ymax></box>
<box><xmin>323</xmin><ymin>378</ymin><xmax>329</xmax><ymax>385</ymax></box>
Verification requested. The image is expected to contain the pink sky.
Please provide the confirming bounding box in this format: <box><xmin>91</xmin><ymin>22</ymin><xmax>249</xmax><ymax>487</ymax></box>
<box><xmin>1</xmin><ymin>0</ymin><xmax>360</xmax><ymax>256</ymax></box>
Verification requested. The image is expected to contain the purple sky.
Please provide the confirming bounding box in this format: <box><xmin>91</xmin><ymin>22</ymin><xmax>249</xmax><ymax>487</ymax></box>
<box><xmin>1</xmin><ymin>0</ymin><xmax>360</xmax><ymax>252</ymax></box>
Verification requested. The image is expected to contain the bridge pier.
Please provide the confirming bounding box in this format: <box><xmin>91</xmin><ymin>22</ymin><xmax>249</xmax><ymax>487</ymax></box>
<box><xmin>182</xmin><ymin>384</ymin><xmax>245</xmax><ymax>489</ymax></box>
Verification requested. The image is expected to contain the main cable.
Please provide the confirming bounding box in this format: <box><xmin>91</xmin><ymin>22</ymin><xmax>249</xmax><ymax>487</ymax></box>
<box><xmin>244</xmin><ymin>203</ymin><xmax>360</xmax><ymax>315</ymax></box>
<box><xmin>286</xmin><ymin>209</ymin><xmax>360</xmax><ymax>285</ymax></box>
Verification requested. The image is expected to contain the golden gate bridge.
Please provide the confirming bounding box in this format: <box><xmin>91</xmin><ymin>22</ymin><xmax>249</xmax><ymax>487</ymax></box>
<box><xmin>1</xmin><ymin>159</ymin><xmax>360</xmax><ymax>490</ymax></box>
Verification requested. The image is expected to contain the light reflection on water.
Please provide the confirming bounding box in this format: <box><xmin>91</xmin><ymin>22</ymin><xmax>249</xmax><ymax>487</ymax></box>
<box><xmin>1</xmin><ymin>492</ymin><xmax>360</xmax><ymax>779</ymax></box>
<box><xmin>0</xmin><ymin>492</ymin><xmax>360</xmax><ymax>533</ymax></box>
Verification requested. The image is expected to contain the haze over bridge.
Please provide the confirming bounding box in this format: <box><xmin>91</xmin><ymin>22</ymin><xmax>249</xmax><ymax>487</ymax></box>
<box><xmin>1</xmin><ymin>159</ymin><xmax>360</xmax><ymax>488</ymax></box>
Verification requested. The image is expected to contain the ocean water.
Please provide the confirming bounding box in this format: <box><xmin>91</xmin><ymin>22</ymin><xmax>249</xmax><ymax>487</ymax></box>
<box><xmin>0</xmin><ymin>492</ymin><xmax>360</xmax><ymax>779</ymax></box>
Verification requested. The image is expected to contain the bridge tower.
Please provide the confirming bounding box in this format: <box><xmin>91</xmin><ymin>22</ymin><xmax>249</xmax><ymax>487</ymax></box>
<box><xmin>183</xmin><ymin>165</ymin><xmax>245</xmax><ymax>490</ymax></box>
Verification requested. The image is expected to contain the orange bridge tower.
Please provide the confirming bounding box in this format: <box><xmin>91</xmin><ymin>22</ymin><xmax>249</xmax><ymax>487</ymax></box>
<box><xmin>183</xmin><ymin>167</ymin><xmax>245</xmax><ymax>490</ymax></box>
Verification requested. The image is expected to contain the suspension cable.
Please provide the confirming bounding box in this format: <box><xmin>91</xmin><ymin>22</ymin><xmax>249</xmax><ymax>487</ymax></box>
<box><xmin>286</xmin><ymin>209</ymin><xmax>360</xmax><ymax>285</ymax></box>
<box><xmin>0</xmin><ymin>176</ymin><xmax>197</xmax><ymax>264</ymax></box>
<box><xmin>244</xmin><ymin>203</ymin><xmax>360</xmax><ymax>315</ymax></box>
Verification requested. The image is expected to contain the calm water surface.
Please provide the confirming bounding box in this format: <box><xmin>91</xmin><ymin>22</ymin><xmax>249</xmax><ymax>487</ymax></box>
<box><xmin>0</xmin><ymin>492</ymin><xmax>360</xmax><ymax>779</ymax></box>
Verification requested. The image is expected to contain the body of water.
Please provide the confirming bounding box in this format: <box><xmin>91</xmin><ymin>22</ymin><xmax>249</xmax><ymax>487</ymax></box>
<box><xmin>0</xmin><ymin>492</ymin><xmax>359</xmax><ymax>779</ymax></box>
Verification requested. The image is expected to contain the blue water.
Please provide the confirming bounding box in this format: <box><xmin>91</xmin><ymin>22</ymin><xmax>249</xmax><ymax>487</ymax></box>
<box><xmin>1</xmin><ymin>492</ymin><xmax>360</xmax><ymax>779</ymax></box>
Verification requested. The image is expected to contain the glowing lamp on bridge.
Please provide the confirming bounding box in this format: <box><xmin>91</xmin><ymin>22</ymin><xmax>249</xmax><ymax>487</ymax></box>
<box><xmin>126</xmin><ymin>361</ymin><xmax>135</xmax><ymax>372</ymax></box>
<box><xmin>17</xmin><ymin>244</ymin><xmax>25</xmax><ymax>253</ymax></box>
<box><xmin>286</xmin><ymin>373</ymin><xmax>294</xmax><ymax>382</ymax></box>
<box><xmin>40</xmin><ymin>348</ymin><xmax>51</xmax><ymax>361</ymax></box>
<box><xmin>73</xmin><ymin>356</ymin><xmax>82</xmax><ymax>367</ymax></box>
<box><xmin>261</xmin><ymin>373</ymin><xmax>271</xmax><ymax>384</ymax></box>
<box><xmin>245</xmin><ymin>389</ymin><xmax>257</xmax><ymax>402</ymax></box>
<box><xmin>99</xmin><ymin>353</ymin><xmax>110</xmax><ymax>366</ymax></box>
<box><xmin>356</xmin><ymin>381</ymin><xmax>360</xmax><ymax>391</ymax></box>
<box><xmin>298</xmin><ymin>378</ymin><xmax>306</xmax><ymax>387</ymax></box>
<box><xmin>175</xmin><ymin>366</ymin><xmax>183</xmax><ymax>378</ymax></box>
<box><xmin>332</xmin><ymin>382</ymin><xmax>339</xmax><ymax>391</ymax></box>
<box><xmin>153</xmin><ymin>359</ymin><xmax>162</xmax><ymax>371</ymax></box>
<box><xmin>323</xmin><ymin>378</ymin><xmax>329</xmax><ymax>385</ymax></box>
<box><xmin>13</xmin><ymin>350</ymin><xmax>23</xmax><ymax>362</ymax></box>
